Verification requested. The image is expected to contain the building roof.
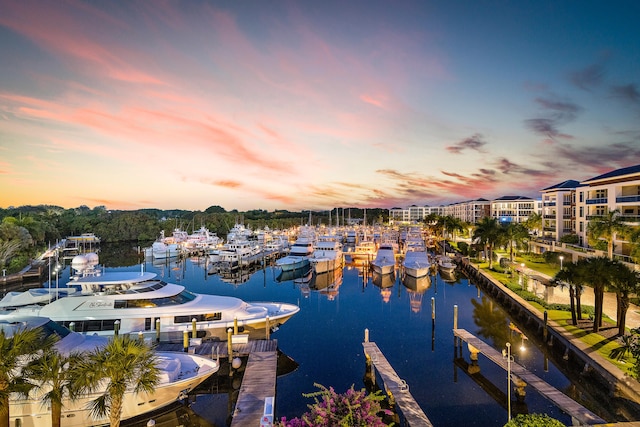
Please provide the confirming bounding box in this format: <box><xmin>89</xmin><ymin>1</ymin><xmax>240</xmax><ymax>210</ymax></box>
<box><xmin>540</xmin><ymin>179</ymin><xmax>581</xmax><ymax>191</ymax></box>
<box><xmin>581</xmin><ymin>164</ymin><xmax>640</xmax><ymax>184</ymax></box>
<box><xmin>493</xmin><ymin>195</ymin><xmax>534</xmax><ymax>201</ymax></box>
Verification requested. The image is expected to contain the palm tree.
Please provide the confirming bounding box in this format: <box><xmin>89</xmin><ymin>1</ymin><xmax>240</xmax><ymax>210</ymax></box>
<box><xmin>587</xmin><ymin>209</ymin><xmax>630</xmax><ymax>259</ymax></box>
<box><xmin>581</xmin><ymin>257</ymin><xmax>616</xmax><ymax>333</ymax></box>
<box><xmin>22</xmin><ymin>348</ymin><xmax>82</xmax><ymax>427</ymax></box>
<box><xmin>500</xmin><ymin>222</ymin><xmax>530</xmax><ymax>262</ymax></box>
<box><xmin>609</xmin><ymin>261</ymin><xmax>640</xmax><ymax>336</ymax></box>
<box><xmin>472</xmin><ymin>217</ymin><xmax>501</xmax><ymax>268</ymax></box>
<box><xmin>554</xmin><ymin>260</ymin><xmax>587</xmax><ymax>325</ymax></box>
<box><xmin>629</xmin><ymin>226</ymin><xmax>640</xmax><ymax>263</ymax></box>
<box><xmin>436</xmin><ymin>215</ymin><xmax>464</xmax><ymax>255</ymax></box>
<box><xmin>70</xmin><ymin>335</ymin><xmax>159</xmax><ymax>427</ymax></box>
<box><xmin>0</xmin><ymin>327</ymin><xmax>51</xmax><ymax>427</ymax></box>
<box><xmin>523</xmin><ymin>212</ymin><xmax>543</xmax><ymax>237</ymax></box>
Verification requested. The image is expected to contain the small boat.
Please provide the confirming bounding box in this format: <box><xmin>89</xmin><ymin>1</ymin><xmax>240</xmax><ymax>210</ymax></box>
<box><xmin>0</xmin><ymin>253</ymin><xmax>300</xmax><ymax>342</ymax></box>
<box><xmin>436</xmin><ymin>255</ymin><xmax>456</xmax><ymax>275</ymax></box>
<box><xmin>2</xmin><ymin>314</ymin><xmax>219</xmax><ymax>427</ymax></box>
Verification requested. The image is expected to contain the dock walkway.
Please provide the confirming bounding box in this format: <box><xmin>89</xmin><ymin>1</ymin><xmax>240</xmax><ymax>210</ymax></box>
<box><xmin>230</xmin><ymin>350</ymin><xmax>277</xmax><ymax>427</ymax></box>
<box><xmin>156</xmin><ymin>338</ymin><xmax>278</xmax><ymax>357</ymax></box>
<box><xmin>453</xmin><ymin>328</ymin><xmax>606</xmax><ymax>425</ymax></box>
<box><xmin>363</xmin><ymin>341</ymin><xmax>434</xmax><ymax>427</ymax></box>
<box><xmin>157</xmin><ymin>339</ymin><xmax>278</xmax><ymax>426</ymax></box>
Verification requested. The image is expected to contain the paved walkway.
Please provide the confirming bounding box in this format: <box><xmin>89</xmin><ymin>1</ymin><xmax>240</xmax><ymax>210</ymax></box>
<box><xmin>522</xmin><ymin>267</ymin><xmax>640</xmax><ymax>331</ymax></box>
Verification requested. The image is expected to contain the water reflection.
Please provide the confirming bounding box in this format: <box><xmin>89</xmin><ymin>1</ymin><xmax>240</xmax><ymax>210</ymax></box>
<box><xmin>21</xmin><ymin>242</ymin><xmax>640</xmax><ymax>426</ymax></box>
<box><xmin>401</xmin><ymin>274</ymin><xmax>431</xmax><ymax>313</ymax></box>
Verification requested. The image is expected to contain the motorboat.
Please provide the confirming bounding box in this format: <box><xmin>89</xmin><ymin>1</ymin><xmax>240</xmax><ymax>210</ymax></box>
<box><xmin>145</xmin><ymin>229</ymin><xmax>188</xmax><ymax>259</ymax></box>
<box><xmin>275</xmin><ymin>232</ymin><xmax>314</xmax><ymax>272</ymax></box>
<box><xmin>0</xmin><ymin>254</ymin><xmax>300</xmax><ymax>342</ymax></box>
<box><xmin>402</xmin><ymin>245</ymin><xmax>431</xmax><ymax>278</ymax></box>
<box><xmin>309</xmin><ymin>239</ymin><xmax>343</xmax><ymax>274</ymax></box>
<box><xmin>1</xmin><ymin>314</ymin><xmax>219</xmax><ymax>427</ymax></box>
<box><xmin>370</xmin><ymin>243</ymin><xmax>397</xmax><ymax>275</ymax></box>
<box><xmin>347</xmin><ymin>240</ymin><xmax>377</xmax><ymax>262</ymax></box>
<box><xmin>183</xmin><ymin>226</ymin><xmax>223</xmax><ymax>252</ymax></box>
<box><xmin>436</xmin><ymin>255</ymin><xmax>457</xmax><ymax>275</ymax></box>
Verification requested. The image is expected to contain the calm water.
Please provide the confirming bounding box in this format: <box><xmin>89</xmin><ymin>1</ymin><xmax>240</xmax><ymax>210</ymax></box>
<box><xmin>38</xmin><ymin>243</ymin><xmax>619</xmax><ymax>427</ymax></box>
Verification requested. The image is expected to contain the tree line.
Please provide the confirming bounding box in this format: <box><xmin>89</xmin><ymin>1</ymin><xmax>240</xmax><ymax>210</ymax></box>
<box><xmin>0</xmin><ymin>204</ymin><xmax>389</xmax><ymax>274</ymax></box>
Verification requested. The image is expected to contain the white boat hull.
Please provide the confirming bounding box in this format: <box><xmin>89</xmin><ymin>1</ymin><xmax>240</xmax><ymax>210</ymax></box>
<box><xmin>9</xmin><ymin>352</ymin><xmax>218</xmax><ymax>427</ymax></box>
<box><xmin>276</xmin><ymin>256</ymin><xmax>310</xmax><ymax>272</ymax></box>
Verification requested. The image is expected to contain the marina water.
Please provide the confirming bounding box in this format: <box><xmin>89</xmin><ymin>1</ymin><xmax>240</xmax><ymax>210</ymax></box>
<box><xmin>39</xmin><ymin>243</ymin><xmax>624</xmax><ymax>426</ymax></box>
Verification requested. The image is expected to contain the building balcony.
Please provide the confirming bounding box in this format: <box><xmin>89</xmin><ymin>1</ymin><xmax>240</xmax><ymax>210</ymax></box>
<box><xmin>585</xmin><ymin>198</ymin><xmax>608</xmax><ymax>205</ymax></box>
<box><xmin>543</xmin><ymin>202</ymin><xmax>556</xmax><ymax>207</ymax></box>
<box><xmin>617</xmin><ymin>195</ymin><xmax>640</xmax><ymax>203</ymax></box>
<box><xmin>619</xmin><ymin>215</ymin><xmax>640</xmax><ymax>223</ymax></box>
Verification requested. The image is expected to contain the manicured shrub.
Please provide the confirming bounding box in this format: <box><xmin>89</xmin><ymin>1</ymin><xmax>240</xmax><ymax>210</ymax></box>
<box><xmin>503</xmin><ymin>413</ymin><xmax>565</xmax><ymax>426</ymax></box>
<box><xmin>275</xmin><ymin>383</ymin><xmax>391</xmax><ymax>427</ymax></box>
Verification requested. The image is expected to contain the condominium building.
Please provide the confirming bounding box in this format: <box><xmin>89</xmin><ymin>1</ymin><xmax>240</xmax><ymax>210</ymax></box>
<box><xmin>491</xmin><ymin>195</ymin><xmax>542</xmax><ymax>224</ymax></box>
<box><xmin>388</xmin><ymin>205</ymin><xmax>444</xmax><ymax>224</ymax></box>
<box><xmin>442</xmin><ymin>198</ymin><xmax>491</xmax><ymax>223</ymax></box>
<box><xmin>576</xmin><ymin>164</ymin><xmax>640</xmax><ymax>254</ymax></box>
<box><xmin>540</xmin><ymin>180</ymin><xmax>580</xmax><ymax>241</ymax></box>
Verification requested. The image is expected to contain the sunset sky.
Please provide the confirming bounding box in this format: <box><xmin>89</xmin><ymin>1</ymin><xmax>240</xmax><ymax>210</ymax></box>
<box><xmin>1</xmin><ymin>1</ymin><xmax>639</xmax><ymax>212</ymax></box>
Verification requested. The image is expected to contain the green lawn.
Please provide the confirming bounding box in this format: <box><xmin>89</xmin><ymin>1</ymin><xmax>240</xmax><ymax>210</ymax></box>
<box><xmin>473</xmin><ymin>260</ymin><xmax>636</xmax><ymax>375</ymax></box>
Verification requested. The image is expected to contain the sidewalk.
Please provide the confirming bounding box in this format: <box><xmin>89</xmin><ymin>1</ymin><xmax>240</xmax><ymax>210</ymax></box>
<box><xmin>524</xmin><ymin>269</ymin><xmax>640</xmax><ymax>331</ymax></box>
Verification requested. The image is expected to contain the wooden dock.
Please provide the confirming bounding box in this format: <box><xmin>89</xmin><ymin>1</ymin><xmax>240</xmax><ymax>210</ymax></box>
<box><xmin>231</xmin><ymin>350</ymin><xmax>277</xmax><ymax>427</ymax></box>
<box><xmin>363</xmin><ymin>341</ymin><xmax>434</xmax><ymax>427</ymax></box>
<box><xmin>453</xmin><ymin>329</ymin><xmax>606</xmax><ymax>425</ymax></box>
<box><xmin>156</xmin><ymin>339</ymin><xmax>278</xmax><ymax>426</ymax></box>
<box><xmin>156</xmin><ymin>338</ymin><xmax>278</xmax><ymax>357</ymax></box>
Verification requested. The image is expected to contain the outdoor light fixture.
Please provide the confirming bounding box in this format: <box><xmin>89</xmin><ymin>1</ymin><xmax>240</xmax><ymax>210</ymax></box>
<box><xmin>502</xmin><ymin>342</ymin><xmax>513</xmax><ymax>421</ymax></box>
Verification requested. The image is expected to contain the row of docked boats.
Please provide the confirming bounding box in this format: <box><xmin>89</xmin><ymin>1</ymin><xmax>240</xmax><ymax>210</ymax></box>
<box><xmin>272</xmin><ymin>224</ymin><xmax>457</xmax><ymax>284</ymax></box>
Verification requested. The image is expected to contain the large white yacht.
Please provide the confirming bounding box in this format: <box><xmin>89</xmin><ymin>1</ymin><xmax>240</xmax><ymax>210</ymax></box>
<box><xmin>309</xmin><ymin>239</ymin><xmax>343</xmax><ymax>274</ymax></box>
<box><xmin>0</xmin><ymin>254</ymin><xmax>300</xmax><ymax>342</ymax></box>
<box><xmin>2</xmin><ymin>314</ymin><xmax>219</xmax><ymax>427</ymax></box>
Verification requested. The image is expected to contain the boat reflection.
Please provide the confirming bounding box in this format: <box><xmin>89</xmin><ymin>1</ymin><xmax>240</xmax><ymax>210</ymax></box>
<box><xmin>276</xmin><ymin>265</ymin><xmax>313</xmax><ymax>283</ymax></box>
<box><xmin>372</xmin><ymin>270</ymin><xmax>395</xmax><ymax>303</ymax></box>
<box><xmin>402</xmin><ymin>274</ymin><xmax>431</xmax><ymax>313</ymax></box>
<box><xmin>312</xmin><ymin>268</ymin><xmax>343</xmax><ymax>301</ymax></box>
<box><xmin>219</xmin><ymin>264</ymin><xmax>262</xmax><ymax>286</ymax></box>
<box><xmin>123</xmin><ymin>401</ymin><xmax>216</xmax><ymax>427</ymax></box>
<box><xmin>439</xmin><ymin>268</ymin><xmax>458</xmax><ymax>283</ymax></box>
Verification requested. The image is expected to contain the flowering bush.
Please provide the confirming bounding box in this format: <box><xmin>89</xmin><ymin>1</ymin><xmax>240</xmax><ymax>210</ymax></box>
<box><xmin>276</xmin><ymin>383</ymin><xmax>392</xmax><ymax>427</ymax></box>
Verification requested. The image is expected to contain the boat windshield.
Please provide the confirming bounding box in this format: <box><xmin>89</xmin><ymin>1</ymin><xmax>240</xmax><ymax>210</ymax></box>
<box><xmin>40</xmin><ymin>319</ymin><xmax>72</xmax><ymax>340</ymax></box>
<box><xmin>114</xmin><ymin>290</ymin><xmax>198</xmax><ymax>308</ymax></box>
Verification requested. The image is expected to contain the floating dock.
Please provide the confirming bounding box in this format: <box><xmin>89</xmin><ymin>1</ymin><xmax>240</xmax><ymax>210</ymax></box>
<box><xmin>363</xmin><ymin>340</ymin><xmax>434</xmax><ymax>427</ymax></box>
<box><xmin>453</xmin><ymin>328</ymin><xmax>606</xmax><ymax>426</ymax></box>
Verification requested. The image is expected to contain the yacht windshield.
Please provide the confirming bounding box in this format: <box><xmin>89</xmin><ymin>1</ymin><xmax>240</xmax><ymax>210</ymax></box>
<box><xmin>114</xmin><ymin>290</ymin><xmax>197</xmax><ymax>308</ymax></box>
<box><xmin>40</xmin><ymin>319</ymin><xmax>72</xmax><ymax>339</ymax></box>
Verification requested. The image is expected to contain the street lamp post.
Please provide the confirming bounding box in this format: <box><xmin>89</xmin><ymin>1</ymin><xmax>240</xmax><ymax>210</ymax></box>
<box><xmin>559</xmin><ymin>255</ymin><xmax>564</xmax><ymax>271</ymax></box>
<box><xmin>502</xmin><ymin>342</ymin><xmax>513</xmax><ymax>421</ymax></box>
